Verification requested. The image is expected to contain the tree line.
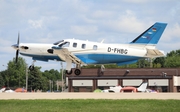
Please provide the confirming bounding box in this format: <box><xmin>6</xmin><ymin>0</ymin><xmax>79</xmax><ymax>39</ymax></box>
<box><xmin>0</xmin><ymin>57</ymin><xmax>63</xmax><ymax>92</ymax></box>
<box><xmin>0</xmin><ymin>49</ymin><xmax>180</xmax><ymax>91</ymax></box>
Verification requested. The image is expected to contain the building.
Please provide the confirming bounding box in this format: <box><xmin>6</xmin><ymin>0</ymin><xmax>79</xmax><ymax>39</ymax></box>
<box><xmin>66</xmin><ymin>68</ymin><xmax>180</xmax><ymax>92</ymax></box>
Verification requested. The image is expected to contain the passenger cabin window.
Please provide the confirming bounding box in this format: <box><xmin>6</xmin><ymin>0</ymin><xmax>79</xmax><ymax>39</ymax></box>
<box><xmin>73</xmin><ymin>43</ymin><xmax>77</xmax><ymax>48</ymax></box>
<box><xmin>82</xmin><ymin>44</ymin><xmax>86</xmax><ymax>49</ymax></box>
<box><xmin>93</xmin><ymin>45</ymin><xmax>97</xmax><ymax>50</ymax></box>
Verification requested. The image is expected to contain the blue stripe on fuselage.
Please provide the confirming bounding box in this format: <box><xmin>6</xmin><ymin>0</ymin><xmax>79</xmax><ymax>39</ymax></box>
<box><xmin>20</xmin><ymin>53</ymin><xmax>62</xmax><ymax>61</ymax></box>
<box><xmin>20</xmin><ymin>53</ymin><xmax>141</xmax><ymax>65</ymax></box>
<box><xmin>76</xmin><ymin>54</ymin><xmax>141</xmax><ymax>64</ymax></box>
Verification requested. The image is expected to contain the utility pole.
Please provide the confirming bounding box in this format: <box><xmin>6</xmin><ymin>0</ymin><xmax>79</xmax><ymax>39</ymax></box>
<box><xmin>25</xmin><ymin>65</ymin><xmax>28</xmax><ymax>90</ymax></box>
<box><xmin>49</xmin><ymin>80</ymin><xmax>51</xmax><ymax>92</ymax></box>
<box><xmin>61</xmin><ymin>62</ymin><xmax>63</xmax><ymax>92</ymax></box>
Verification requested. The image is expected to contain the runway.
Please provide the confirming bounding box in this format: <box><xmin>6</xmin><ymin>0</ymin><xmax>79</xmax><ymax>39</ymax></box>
<box><xmin>0</xmin><ymin>93</ymin><xmax>180</xmax><ymax>100</ymax></box>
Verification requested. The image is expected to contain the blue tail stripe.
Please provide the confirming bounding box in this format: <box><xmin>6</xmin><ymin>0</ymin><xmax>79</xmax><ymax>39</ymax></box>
<box><xmin>130</xmin><ymin>22</ymin><xmax>167</xmax><ymax>45</ymax></box>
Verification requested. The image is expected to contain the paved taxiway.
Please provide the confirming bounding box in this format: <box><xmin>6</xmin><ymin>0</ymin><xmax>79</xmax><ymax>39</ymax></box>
<box><xmin>0</xmin><ymin>93</ymin><xmax>180</xmax><ymax>100</ymax></box>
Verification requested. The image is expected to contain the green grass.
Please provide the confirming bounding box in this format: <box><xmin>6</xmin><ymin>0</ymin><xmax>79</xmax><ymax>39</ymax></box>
<box><xmin>0</xmin><ymin>99</ymin><xmax>180</xmax><ymax>112</ymax></box>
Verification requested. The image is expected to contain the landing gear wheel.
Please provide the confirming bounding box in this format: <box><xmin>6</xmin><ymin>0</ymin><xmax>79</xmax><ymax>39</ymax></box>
<box><xmin>29</xmin><ymin>65</ymin><xmax>34</xmax><ymax>71</ymax></box>
<box><xmin>74</xmin><ymin>69</ymin><xmax>81</xmax><ymax>76</ymax></box>
<box><xmin>66</xmin><ymin>69</ymin><xmax>72</xmax><ymax>75</ymax></box>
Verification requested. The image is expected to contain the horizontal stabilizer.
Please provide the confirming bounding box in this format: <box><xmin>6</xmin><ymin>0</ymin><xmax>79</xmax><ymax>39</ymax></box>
<box><xmin>146</xmin><ymin>49</ymin><xmax>165</xmax><ymax>57</ymax></box>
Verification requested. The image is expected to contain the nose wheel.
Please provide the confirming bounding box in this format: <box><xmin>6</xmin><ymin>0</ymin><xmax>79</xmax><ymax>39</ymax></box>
<box><xmin>29</xmin><ymin>60</ymin><xmax>36</xmax><ymax>71</ymax></box>
<box><xmin>29</xmin><ymin>65</ymin><xmax>34</xmax><ymax>71</ymax></box>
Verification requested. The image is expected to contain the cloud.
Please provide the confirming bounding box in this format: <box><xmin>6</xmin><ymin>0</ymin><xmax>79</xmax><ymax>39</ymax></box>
<box><xmin>28</xmin><ymin>19</ymin><xmax>44</xmax><ymax>29</ymax></box>
<box><xmin>0</xmin><ymin>38</ymin><xmax>14</xmax><ymax>53</ymax></box>
<box><xmin>104</xmin><ymin>10</ymin><xmax>145</xmax><ymax>33</ymax></box>
<box><xmin>162</xmin><ymin>23</ymin><xmax>180</xmax><ymax>42</ymax></box>
<box><xmin>71</xmin><ymin>25</ymin><xmax>98</xmax><ymax>35</ymax></box>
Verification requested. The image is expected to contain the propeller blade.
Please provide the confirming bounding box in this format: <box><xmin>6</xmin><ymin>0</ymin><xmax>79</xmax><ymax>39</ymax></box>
<box><xmin>15</xmin><ymin>50</ymin><xmax>19</xmax><ymax>63</ymax></box>
<box><xmin>17</xmin><ymin>32</ymin><xmax>20</xmax><ymax>45</ymax></box>
<box><xmin>15</xmin><ymin>32</ymin><xmax>20</xmax><ymax>64</ymax></box>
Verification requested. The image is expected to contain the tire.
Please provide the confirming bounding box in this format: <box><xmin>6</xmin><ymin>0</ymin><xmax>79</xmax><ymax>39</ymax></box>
<box><xmin>74</xmin><ymin>69</ymin><xmax>81</xmax><ymax>76</ymax></box>
<box><xmin>66</xmin><ymin>69</ymin><xmax>72</xmax><ymax>75</ymax></box>
<box><xmin>29</xmin><ymin>65</ymin><xmax>34</xmax><ymax>71</ymax></box>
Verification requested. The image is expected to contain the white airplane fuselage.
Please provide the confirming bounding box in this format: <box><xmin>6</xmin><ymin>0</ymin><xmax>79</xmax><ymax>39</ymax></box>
<box><xmin>18</xmin><ymin>39</ymin><xmax>148</xmax><ymax>65</ymax></box>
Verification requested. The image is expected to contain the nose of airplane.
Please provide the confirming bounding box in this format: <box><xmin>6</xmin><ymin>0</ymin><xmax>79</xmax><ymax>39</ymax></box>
<box><xmin>11</xmin><ymin>44</ymin><xmax>19</xmax><ymax>50</ymax></box>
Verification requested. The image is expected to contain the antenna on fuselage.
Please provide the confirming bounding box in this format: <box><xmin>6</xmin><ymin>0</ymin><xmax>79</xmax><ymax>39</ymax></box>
<box><xmin>100</xmin><ymin>39</ymin><xmax>104</xmax><ymax>43</ymax></box>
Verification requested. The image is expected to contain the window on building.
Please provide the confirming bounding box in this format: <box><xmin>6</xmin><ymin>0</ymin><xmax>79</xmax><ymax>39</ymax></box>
<box><xmin>82</xmin><ymin>44</ymin><xmax>86</xmax><ymax>49</ymax></box>
<box><xmin>93</xmin><ymin>45</ymin><xmax>97</xmax><ymax>50</ymax></box>
<box><xmin>73</xmin><ymin>43</ymin><xmax>77</xmax><ymax>48</ymax></box>
<box><xmin>86</xmin><ymin>87</ymin><xmax>92</xmax><ymax>92</ymax></box>
<box><xmin>73</xmin><ymin>87</ymin><xmax>79</xmax><ymax>92</ymax></box>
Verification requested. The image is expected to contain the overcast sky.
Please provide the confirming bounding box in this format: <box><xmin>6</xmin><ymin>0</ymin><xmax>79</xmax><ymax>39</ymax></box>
<box><xmin>0</xmin><ymin>0</ymin><xmax>180</xmax><ymax>71</ymax></box>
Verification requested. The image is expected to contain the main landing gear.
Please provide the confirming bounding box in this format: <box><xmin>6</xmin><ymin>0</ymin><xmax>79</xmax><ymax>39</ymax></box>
<box><xmin>66</xmin><ymin>64</ymin><xmax>81</xmax><ymax>76</ymax></box>
<box><xmin>66</xmin><ymin>68</ymin><xmax>81</xmax><ymax>76</ymax></box>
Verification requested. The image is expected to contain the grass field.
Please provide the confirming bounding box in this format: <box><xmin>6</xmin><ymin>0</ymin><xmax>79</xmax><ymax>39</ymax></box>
<box><xmin>0</xmin><ymin>99</ymin><xmax>180</xmax><ymax>112</ymax></box>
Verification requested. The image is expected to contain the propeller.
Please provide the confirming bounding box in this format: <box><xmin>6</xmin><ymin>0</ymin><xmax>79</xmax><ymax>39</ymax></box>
<box><xmin>12</xmin><ymin>32</ymin><xmax>20</xmax><ymax>63</ymax></box>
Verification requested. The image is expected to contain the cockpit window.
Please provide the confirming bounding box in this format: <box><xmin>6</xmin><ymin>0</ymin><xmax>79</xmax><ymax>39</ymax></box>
<box><xmin>53</xmin><ymin>40</ymin><xmax>64</xmax><ymax>45</ymax></box>
<box><xmin>59</xmin><ymin>42</ymin><xmax>70</xmax><ymax>47</ymax></box>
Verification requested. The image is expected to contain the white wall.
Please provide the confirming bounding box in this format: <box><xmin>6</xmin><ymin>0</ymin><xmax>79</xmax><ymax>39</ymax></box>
<box><xmin>149</xmin><ymin>79</ymin><xmax>168</xmax><ymax>86</ymax></box>
<box><xmin>73</xmin><ymin>80</ymin><xmax>93</xmax><ymax>86</ymax></box>
<box><xmin>123</xmin><ymin>80</ymin><xmax>143</xmax><ymax>86</ymax></box>
<box><xmin>174</xmin><ymin>76</ymin><xmax>180</xmax><ymax>86</ymax></box>
<box><xmin>98</xmin><ymin>80</ymin><xmax>118</xmax><ymax>86</ymax></box>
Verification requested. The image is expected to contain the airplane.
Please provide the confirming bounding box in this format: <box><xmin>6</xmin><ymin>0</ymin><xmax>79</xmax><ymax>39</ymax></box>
<box><xmin>12</xmin><ymin>22</ymin><xmax>167</xmax><ymax>75</ymax></box>
<box><xmin>102</xmin><ymin>82</ymin><xmax>148</xmax><ymax>93</ymax></box>
<box><xmin>0</xmin><ymin>87</ymin><xmax>6</xmax><ymax>93</ymax></box>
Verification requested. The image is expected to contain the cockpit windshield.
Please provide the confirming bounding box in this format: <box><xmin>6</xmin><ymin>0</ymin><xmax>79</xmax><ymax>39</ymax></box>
<box><xmin>59</xmin><ymin>42</ymin><xmax>70</xmax><ymax>47</ymax></box>
<box><xmin>53</xmin><ymin>40</ymin><xmax>64</xmax><ymax>45</ymax></box>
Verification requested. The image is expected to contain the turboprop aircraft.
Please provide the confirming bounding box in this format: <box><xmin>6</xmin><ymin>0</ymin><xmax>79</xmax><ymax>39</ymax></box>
<box><xmin>12</xmin><ymin>22</ymin><xmax>167</xmax><ymax>75</ymax></box>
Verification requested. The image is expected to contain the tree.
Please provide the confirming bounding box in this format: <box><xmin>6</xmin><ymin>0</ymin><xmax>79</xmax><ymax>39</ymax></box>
<box><xmin>164</xmin><ymin>49</ymin><xmax>180</xmax><ymax>68</ymax></box>
<box><xmin>137</xmin><ymin>58</ymin><xmax>151</xmax><ymax>68</ymax></box>
<box><xmin>153</xmin><ymin>57</ymin><xmax>165</xmax><ymax>68</ymax></box>
<box><xmin>28</xmin><ymin>66</ymin><xmax>48</xmax><ymax>92</ymax></box>
<box><xmin>6</xmin><ymin>57</ymin><xmax>27</xmax><ymax>88</ymax></box>
<box><xmin>0</xmin><ymin>71</ymin><xmax>5</xmax><ymax>87</ymax></box>
<box><xmin>42</xmin><ymin>69</ymin><xmax>61</xmax><ymax>91</ymax></box>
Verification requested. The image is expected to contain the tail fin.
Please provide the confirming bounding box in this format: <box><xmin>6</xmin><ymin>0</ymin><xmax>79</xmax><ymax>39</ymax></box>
<box><xmin>131</xmin><ymin>22</ymin><xmax>167</xmax><ymax>45</ymax></box>
<box><xmin>137</xmin><ymin>82</ymin><xmax>148</xmax><ymax>92</ymax></box>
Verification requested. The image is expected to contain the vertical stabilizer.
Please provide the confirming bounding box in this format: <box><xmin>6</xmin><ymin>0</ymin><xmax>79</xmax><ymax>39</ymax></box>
<box><xmin>131</xmin><ymin>22</ymin><xmax>167</xmax><ymax>45</ymax></box>
<box><xmin>137</xmin><ymin>82</ymin><xmax>148</xmax><ymax>92</ymax></box>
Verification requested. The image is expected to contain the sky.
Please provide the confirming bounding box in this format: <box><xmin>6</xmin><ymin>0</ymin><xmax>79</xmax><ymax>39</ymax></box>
<box><xmin>0</xmin><ymin>0</ymin><xmax>180</xmax><ymax>71</ymax></box>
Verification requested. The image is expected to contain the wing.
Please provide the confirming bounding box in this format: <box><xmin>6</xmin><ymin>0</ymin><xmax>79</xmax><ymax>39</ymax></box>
<box><xmin>53</xmin><ymin>48</ymin><xmax>84</xmax><ymax>65</ymax></box>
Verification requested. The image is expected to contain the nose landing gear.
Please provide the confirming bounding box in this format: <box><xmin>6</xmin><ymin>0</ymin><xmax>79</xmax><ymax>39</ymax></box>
<box><xmin>29</xmin><ymin>60</ymin><xmax>36</xmax><ymax>71</ymax></box>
